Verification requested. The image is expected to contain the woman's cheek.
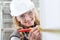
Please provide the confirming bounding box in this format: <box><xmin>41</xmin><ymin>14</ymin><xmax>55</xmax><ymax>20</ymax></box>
<box><xmin>18</xmin><ymin>19</ymin><xmax>24</xmax><ymax>23</ymax></box>
<box><xmin>30</xmin><ymin>16</ymin><xmax>34</xmax><ymax>20</ymax></box>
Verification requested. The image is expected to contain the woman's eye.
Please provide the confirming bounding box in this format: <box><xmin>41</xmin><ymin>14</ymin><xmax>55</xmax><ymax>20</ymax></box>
<box><xmin>20</xmin><ymin>15</ymin><xmax>25</xmax><ymax>18</ymax></box>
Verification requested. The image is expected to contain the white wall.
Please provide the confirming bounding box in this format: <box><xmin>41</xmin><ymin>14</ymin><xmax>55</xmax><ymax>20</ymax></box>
<box><xmin>40</xmin><ymin>0</ymin><xmax>60</xmax><ymax>40</ymax></box>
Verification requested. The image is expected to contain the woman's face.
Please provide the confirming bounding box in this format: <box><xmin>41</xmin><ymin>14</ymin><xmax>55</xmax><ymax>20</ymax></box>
<box><xmin>16</xmin><ymin>10</ymin><xmax>35</xmax><ymax>27</ymax></box>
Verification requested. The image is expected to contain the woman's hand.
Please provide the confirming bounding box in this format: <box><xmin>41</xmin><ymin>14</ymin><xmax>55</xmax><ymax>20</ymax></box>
<box><xmin>28</xmin><ymin>26</ymin><xmax>41</xmax><ymax>40</ymax></box>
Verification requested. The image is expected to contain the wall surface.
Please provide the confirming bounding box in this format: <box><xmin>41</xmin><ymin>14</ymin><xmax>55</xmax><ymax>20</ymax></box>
<box><xmin>40</xmin><ymin>0</ymin><xmax>60</xmax><ymax>40</ymax></box>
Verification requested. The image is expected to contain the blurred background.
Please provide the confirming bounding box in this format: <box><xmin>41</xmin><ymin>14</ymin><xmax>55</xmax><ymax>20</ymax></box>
<box><xmin>0</xmin><ymin>0</ymin><xmax>40</xmax><ymax>40</ymax></box>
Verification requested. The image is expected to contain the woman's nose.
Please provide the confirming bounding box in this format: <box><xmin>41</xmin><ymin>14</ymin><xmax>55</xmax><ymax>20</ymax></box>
<box><xmin>25</xmin><ymin>16</ymin><xmax>31</xmax><ymax>21</ymax></box>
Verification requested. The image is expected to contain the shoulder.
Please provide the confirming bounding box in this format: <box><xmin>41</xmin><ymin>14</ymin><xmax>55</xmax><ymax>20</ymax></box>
<box><xmin>11</xmin><ymin>37</ymin><xmax>20</xmax><ymax>40</ymax></box>
<box><xmin>9</xmin><ymin>30</ymin><xmax>20</xmax><ymax>40</ymax></box>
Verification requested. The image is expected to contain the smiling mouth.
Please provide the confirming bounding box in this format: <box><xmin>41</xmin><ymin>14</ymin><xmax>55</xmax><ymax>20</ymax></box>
<box><xmin>24</xmin><ymin>21</ymin><xmax>31</xmax><ymax>25</ymax></box>
<box><xmin>25</xmin><ymin>21</ymin><xmax>31</xmax><ymax>23</ymax></box>
<box><xmin>28</xmin><ymin>22</ymin><xmax>31</xmax><ymax>24</ymax></box>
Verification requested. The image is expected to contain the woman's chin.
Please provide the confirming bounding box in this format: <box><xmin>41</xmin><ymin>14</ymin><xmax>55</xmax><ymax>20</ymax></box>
<box><xmin>26</xmin><ymin>25</ymin><xmax>32</xmax><ymax>27</ymax></box>
<box><xmin>26</xmin><ymin>23</ymin><xmax>34</xmax><ymax>27</ymax></box>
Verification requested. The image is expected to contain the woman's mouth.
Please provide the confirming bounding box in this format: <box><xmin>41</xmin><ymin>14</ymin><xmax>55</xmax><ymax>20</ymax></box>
<box><xmin>28</xmin><ymin>22</ymin><xmax>32</xmax><ymax>25</ymax></box>
<box><xmin>24</xmin><ymin>21</ymin><xmax>34</xmax><ymax>26</ymax></box>
<box><xmin>24</xmin><ymin>21</ymin><xmax>32</xmax><ymax>26</ymax></box>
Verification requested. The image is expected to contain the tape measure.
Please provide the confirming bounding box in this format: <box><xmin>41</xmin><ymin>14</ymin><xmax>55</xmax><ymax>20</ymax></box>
<box><xmin>18</xmin><ymin>26</ymin><xmax>60</xmax><ymax>33</ymax></box>
<box><xmin>38</xmin><ymin>27</ymin><xmax>60</xmax><ymax>33</ymax></box>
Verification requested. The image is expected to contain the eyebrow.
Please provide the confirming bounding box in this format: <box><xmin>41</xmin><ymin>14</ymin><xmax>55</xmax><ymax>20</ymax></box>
<box><xmin>20</xmin><ymin>14</ymin><xmax>25</xmax><ymax>17</ymax></box>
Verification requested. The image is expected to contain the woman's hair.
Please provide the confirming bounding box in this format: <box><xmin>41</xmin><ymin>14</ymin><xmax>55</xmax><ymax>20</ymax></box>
<box><xmin>13</xmin><ymin>8</ymin><xmax>40</xmax><ymax>30</ymax></box>
<box><xmin>12</xmin><ymin>8</ymin><xmax>40</xmax><ymax>40</ymax></box>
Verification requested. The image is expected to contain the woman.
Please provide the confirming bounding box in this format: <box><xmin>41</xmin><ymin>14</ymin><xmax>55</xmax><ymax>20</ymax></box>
<box><xmin>10</xmin><ymin>0</ymin><xmax>41</xmax><ymax>40</ymax></box>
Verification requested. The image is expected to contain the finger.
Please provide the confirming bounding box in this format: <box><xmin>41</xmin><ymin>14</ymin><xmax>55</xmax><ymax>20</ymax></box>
<box><xmin>28</xmin><ymin>33</ymin><xmax>35</xmax><ymax>40</ymax></box>
<box><xmin>30</xmin><ymin>25</ymin><xmax>40</xmax><ymax>35</ymax></box>
<box><xmin>29</xmin><ymin>30</ymin><xmax>41</xmax><ymax>40</ymax></box>
<box><xmin>37</xmin><ymin>32</ymin><xmax>41</xmax><ymax>37</ymax></box>
<box><xmin>33</xmin><ymin>30</ymin><xmax>39</xmax><ymax>35</ymax></box>
<box><xmin>31</xmin><ymin>33</ymin><xmax>36</xmax><ymax>40</ymax></box>
<box><xmin>31</xmin><ymin>30</ymin><xmax>38</xmax><ymax>39</ymax></box>
<box><xmin>33</xmin><ymin>30</ymin><xmax>41</xmax><ymax>39</ymax></box>
<box><xmin>37</xmin><ymin>34</ymin><xmax>41</xmax><ymax>40</ymax></box>
<box><xmin>29</xmin><ymin>27</ymin><xmax>37</xmax><ymax>38</ymax></box>
<box><xmin>37</xmin><ymin>32</ymin><xmax>41</xmax><ymax>40</ymax></box>
<box><xmin>33</xmin><ymin>30</ymin><xmax>38</xmax><ymax>34</ymax></box>
<box><xmin>31</xmin><ymin>26</ymin><xmax>38</xmax><ymax>33</ymax></box>
<box><xmin>29</xmin><ymin>30</ymin><xmax>37</xmax><ymax>40</ymax></box>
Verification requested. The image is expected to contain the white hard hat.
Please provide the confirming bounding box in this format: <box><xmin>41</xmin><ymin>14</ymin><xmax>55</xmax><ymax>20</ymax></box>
<box><xmin>10</xmin><ymin>0</ymin><xmax>35</xmax><ymax>16</ymax></box>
